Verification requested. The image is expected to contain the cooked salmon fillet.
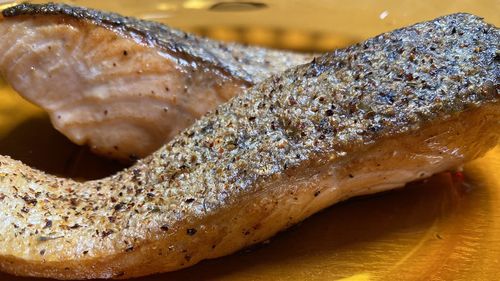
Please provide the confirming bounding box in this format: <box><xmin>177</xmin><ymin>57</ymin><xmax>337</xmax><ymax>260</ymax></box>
<box><xmin>0</xmin><ymin>6</ymin><xmax>499</xmax><ymax>280</ymax></box>
<box><xmin>0</xmin><ymin>3</ymin><xmax>311</xmax><ymax>160</ymax></box>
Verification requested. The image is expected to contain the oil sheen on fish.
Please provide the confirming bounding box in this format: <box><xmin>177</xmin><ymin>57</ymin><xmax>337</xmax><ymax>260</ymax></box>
<box><xmin>0</xmin><ymin>3</ymin><xmax>311</xmax><ymax>160</ymax></box>
<box><xmin>0</xmin><ymin>12</ymin><xmax>499</xmax><ymax>280</ymax></box>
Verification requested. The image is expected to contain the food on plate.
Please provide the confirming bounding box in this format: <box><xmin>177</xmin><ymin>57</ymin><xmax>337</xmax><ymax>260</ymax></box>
<box><xmin>0</xmin><ymin>7</ymin><xmax>498</xmax><ymax>280</ymax></box>
<box><xmin>0</xmin><ymin>3</ymin><xmax>311</xmax><ymax>160</ymax></box>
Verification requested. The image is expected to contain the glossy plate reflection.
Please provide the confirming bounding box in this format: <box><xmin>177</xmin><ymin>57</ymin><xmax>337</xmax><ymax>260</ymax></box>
<box><xmin>0</xmin><ymin>0</ymin><xmax>499</xmax><ymax>280</ymax></box>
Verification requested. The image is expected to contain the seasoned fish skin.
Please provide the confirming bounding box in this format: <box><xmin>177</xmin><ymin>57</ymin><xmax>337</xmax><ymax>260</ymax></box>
<box><xmin>0</xmin><ymin>12</ymin><xmax>499</xmax><ymax>280</ymax></box>
<box><xmin>0</xmin><ymin>3</ymin><xmax>311</xmax><ymax>160</ymax></box>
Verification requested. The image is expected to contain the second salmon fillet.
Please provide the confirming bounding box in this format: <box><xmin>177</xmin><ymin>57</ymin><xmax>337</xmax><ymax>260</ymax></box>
<box><xmin>0</xmin><ymin>3</ymin><xmax>311</xmax><ymax>160</ymax></box>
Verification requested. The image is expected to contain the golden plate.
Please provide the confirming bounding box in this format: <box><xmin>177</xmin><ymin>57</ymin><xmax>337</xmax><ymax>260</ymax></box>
<box><xmin>0</xmin><ymin>1</ymin><xmax>499</xmax><ymax>280</ymax></box>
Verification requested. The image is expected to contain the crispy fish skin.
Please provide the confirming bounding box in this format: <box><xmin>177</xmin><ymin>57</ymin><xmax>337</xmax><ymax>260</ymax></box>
<box><xmin>0</xmin><ymin>3</ymin><xmax>310</xmax><ymax>160</ymax></box>
<box><xmin>0</xmin><ymin>13</ymin><xmax>499</xmax><ymax>280</ymax></box>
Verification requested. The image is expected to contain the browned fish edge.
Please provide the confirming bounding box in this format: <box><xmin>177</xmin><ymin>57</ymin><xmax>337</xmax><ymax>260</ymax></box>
<box><xmin>2</xmin><ymin>2</ymin><xmax>311</xmax><ymax>84</ymax></box>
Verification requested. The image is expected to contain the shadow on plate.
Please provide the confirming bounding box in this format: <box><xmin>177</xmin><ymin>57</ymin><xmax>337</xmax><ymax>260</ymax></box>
<box><xmin>0</xmin><ymin>115</ymin><xmax>127</xmax><ymax>180</ymax></box>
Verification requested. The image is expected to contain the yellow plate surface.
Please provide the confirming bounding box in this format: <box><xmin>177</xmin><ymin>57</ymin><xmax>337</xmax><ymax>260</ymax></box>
<box><xmin>0</xmin><ymin>1</ymin><xmax>499</xmax><ymax>280</ymax></box>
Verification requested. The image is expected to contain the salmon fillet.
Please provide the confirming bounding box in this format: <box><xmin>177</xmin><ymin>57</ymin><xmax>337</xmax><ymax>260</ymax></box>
<box><xmin>0</xmin><ymin>9</ymin><xmax>499</xmax><ymax>280</ymax></box>
<box><xmin>0</xmin><ymin>3</ymin><xmax>311</xmax><ymax>160</ymax></box>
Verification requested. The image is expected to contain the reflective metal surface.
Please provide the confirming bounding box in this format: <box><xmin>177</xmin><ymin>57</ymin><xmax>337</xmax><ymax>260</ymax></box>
<box><xmin>0</xmin><ymin>1</ymin><xmax>498</xmax><ymax>280</ymax></box>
